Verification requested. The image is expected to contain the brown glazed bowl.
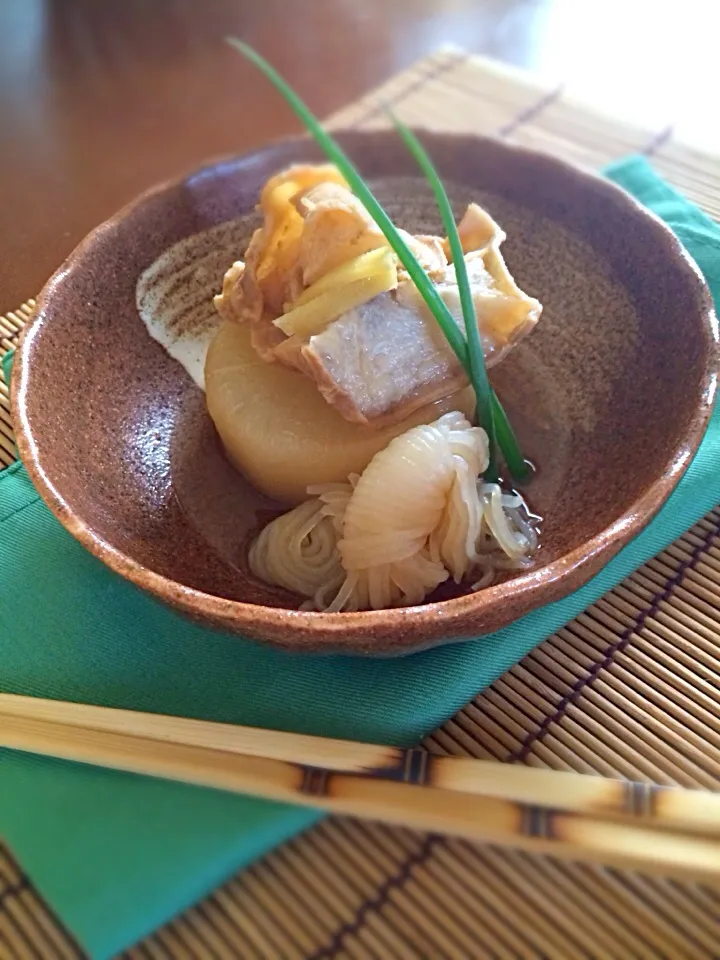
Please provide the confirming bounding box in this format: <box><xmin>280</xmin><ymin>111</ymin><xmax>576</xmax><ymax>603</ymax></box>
<box><xmin>13</xmin><ymin>131</ymin><xmax>718</xmax><ymax>655</ymax></box>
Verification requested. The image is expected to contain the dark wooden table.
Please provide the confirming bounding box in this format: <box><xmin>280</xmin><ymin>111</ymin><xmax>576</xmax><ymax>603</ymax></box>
<box><xmin>0</xmin><ymin>0</ymin><xmax>713</xmax><ymax>308</ymax></box>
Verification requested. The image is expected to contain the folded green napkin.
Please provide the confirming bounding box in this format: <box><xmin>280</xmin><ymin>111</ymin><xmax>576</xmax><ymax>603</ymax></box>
<box><xmin>1</xmin><ymin>157</ymin><xmax>718</xmax><ymax>960</ymax></box>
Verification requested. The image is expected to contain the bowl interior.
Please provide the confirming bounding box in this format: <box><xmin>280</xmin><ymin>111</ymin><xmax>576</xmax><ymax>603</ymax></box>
<box><xmin>15</xmin><ymin>131</ymin><xmax>716</xmax><ymax>650</ymax></box>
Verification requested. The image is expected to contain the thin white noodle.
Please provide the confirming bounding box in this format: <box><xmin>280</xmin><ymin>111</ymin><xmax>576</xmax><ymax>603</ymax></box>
<box><xmin>250</xmin><ymin>412</ymin><xmax>540</xmax><ymax>611</ymax></box>
<box><xmin>481</xmin><ymin>483</ymin><xmax>531</xmax><ymax>560</ymax></box>
<box><xmin>249</xmin><ymin>499</ymin><xmax>344</xmax><ymax>598</ymax></box>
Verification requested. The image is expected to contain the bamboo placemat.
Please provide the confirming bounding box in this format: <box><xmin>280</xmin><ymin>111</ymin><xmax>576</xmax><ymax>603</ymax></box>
<box><xmin>1</xmin><ymin>49</ymin><xmax>719</xmax><ymax>959</ymax></box>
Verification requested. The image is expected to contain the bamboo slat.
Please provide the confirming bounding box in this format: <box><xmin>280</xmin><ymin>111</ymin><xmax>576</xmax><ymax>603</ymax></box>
<box><xmin>1</xmin><ymin>49</ymin><xmax>719</xmax><ymax>959</ymax></box>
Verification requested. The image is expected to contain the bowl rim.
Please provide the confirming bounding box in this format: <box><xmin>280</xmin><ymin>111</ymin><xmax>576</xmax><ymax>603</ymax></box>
<box><xmin>12</xmin><ymin>130</ymin><xmax>719</xmax><ymax>651</ymax></box>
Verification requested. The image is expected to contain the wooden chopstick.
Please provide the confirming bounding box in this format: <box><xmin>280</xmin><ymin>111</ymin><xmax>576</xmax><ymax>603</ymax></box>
<box><xmin>1</xmin><ymin>694</ymin><xmax>717</xmax><ymax>834</ymax></box>
<box><xmin>1</xmin><ymin>693</ymin><xmax>719</xmax><ymax>880</ymax></box>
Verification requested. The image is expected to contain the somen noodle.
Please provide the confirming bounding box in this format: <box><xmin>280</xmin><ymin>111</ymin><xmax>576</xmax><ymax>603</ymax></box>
<box><xmin>249</xmin><ymin>413</ymin><xmax>537</xmax><ymax>611</ymax></box>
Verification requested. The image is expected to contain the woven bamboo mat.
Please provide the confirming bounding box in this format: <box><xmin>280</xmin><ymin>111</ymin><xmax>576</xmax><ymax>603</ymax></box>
<box><xmin>1</xmin><ymin>49</ymin><xmax>720</xmax><ymax>959</ymax></box>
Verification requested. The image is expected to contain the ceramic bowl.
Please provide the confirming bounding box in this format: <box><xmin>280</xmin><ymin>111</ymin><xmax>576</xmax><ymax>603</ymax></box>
<box><xmin>12</xmin><ymin>131</ymin><xmax>718</xmax><ymax>655</ymax></box>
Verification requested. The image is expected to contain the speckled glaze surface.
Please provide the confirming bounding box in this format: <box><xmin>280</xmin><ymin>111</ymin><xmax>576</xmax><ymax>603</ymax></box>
<box><xmin>13</xmin><ymin>131</ymin><xmax>718</xmax><ymax>655</ymax></box>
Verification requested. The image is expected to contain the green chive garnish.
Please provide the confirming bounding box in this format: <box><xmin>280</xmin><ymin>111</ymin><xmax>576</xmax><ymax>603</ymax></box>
<box><xmin>491</xmin><ymin>393</ymin><xmax>530</xmax><ymax>483</ymax></box>
<box><xmin>389</xmin><ymin>115</ymin><xmax>499</xmax><ymax>481</ymax></box>
<box><xmin>227</xmin><ymin>38</ymin><xmax>529</xmax><ymax>483</ymax></box>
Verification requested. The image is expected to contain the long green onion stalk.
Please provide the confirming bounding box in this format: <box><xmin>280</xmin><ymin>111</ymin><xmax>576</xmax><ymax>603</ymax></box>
<box><xmin>491</xmin><ymin>393</ymin><xmax>530</xmax><ymax>482</ymax></box>
<box><xmin>389</xmin><ymin>116</ymin><xmax>498</xmax><ymax>481</ymax></box>
<box><xmin>227</xmin><ymin>38</ymin><xmax>529</xmax><ymax>482</ymax></box>
<box><xmin>390</xmin><ymin>116</ymin><xmax>530</xmax><ymax>484</ymax></box>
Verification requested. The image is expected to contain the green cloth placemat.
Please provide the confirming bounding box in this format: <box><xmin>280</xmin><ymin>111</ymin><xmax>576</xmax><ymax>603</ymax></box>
<box><xmin>1</xmin><ymin>158</ymin><xmax>718</xmax><ymax>960</ymax></box>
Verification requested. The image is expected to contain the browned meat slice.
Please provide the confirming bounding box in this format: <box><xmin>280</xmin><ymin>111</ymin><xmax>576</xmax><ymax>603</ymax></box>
<box><xmin>293</xmin><ymin>182</ymin><xmax>387</xmax><ymax>284</ymax></box>
<box><xmin>453</xmin><ymin>202</ymin><xmax>501</xmax><ymax>255</ymax></box>
<box><xmin>299</xmin><ymin>248</ymin><xmax>541</xmax><ymax>427</ymax></box>
<box><xmin>402</xmin><ymin>249</ymin><xmax>542</xmax><ymax>364</ymax></box>
<box><xmin>213</xmin><ymin>166</ymin><xmax>542</xmax><ymax>425</ymax></box>
<box><xmin>300</xmin><ymin>291</ymin><xmax>463</xmax><ymax>426</ymax></box>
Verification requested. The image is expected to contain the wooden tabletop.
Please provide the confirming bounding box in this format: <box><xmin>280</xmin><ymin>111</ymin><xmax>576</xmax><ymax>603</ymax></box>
<box><xmin>1</xmin><ymin>0</ymin><xmax>715</xmax><ymax>309</ymax></box>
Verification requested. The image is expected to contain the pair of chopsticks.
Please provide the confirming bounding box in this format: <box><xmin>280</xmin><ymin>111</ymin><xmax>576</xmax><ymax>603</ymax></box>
<box><xmin>1</xmin><ymin>693</ymin><xmax>718</xmax><ymax>880</ymax></box>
